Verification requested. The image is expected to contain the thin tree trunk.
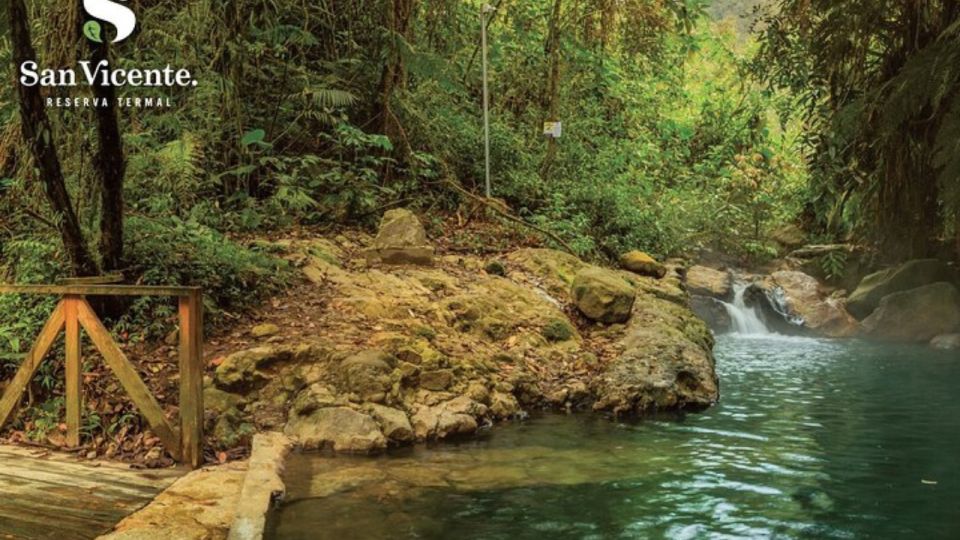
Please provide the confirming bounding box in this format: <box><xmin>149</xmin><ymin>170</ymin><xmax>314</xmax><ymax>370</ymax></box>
<box><xmin>377</xmin><ymin>0</ymin><xmax>417</xmax><ymax>179</ymax></box>
<box><xmin>9</xmin><ymin>0</ymin><xmax>98</xmax><ymax>276</ymax></box>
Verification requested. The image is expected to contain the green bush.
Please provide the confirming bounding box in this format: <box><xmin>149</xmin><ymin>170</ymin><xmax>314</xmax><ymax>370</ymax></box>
<box><xmin>542</xmin><ymin>319</ymin><xmax>576</xmax><ymax>342</ymax></box>
<box><xmin>118</xmin><ymin>215</ymin><xmax>291</xmax><ymax>338</ymax></box>
<box><xmin>0</xmin><ymin>239</ymin><xmax>66</xmax><ymax>386</ymax></box>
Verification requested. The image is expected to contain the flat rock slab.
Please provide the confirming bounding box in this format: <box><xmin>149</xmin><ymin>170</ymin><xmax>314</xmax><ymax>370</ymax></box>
<box><xmin>0</xmin><ymin>445</ymin><xmax>183</xmax><ymax>540</ymax></box>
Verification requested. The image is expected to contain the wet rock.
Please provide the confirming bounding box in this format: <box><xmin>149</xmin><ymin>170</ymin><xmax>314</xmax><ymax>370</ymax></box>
<box><xmin>930</xmin><ymin>333</ymin><xmax>960</xmax><ymax>350</ymax></box>
<box><xmin>365</xmin><ymin>208</ymin><xmax>435</xmax><ymax>266</ymax></box>
<box><xmin>216</xmin><ymin>239</ymin><xmax>720</xmax><ymax>454</ymax></box>
<box><xmin>365</xmin><ymin>404</ymin><xmax>414</xmax><ymax>443</ymax></box>
<box><xmin>250</xmin><ymin>323</ymin><xmax>280</xmax><ymax>338</ymax></box>
<box><xmin>284</xmin><ymin>407</ymin><xmax>387</xmax><ymax>453</ymax></box>
<box><xmin>443</xmin><ymin>395</ymin><xmax>489</xmax><ymax>417</ymax></box>
<box><xmin>690</xmin><ymin>295</ymin><xmax>732</xmax><ymax>333</ymax></box>
<box><xmin>230</xmin><ymin>433</ymin><xmax>293</xmax><ymax>540</ymax></box>
<box><xmin>848</xmin><ymin>259</ymin><xmax>957</xmax><ymax>319</ymax></box>
<box><xmin>464</xmin><ymin>382</ymin><xmax>491</xmax><ymax>404</ymax></box>
<box><xmin>489</xmin><ymin>391</ymin><xmax>521</xmax><ymax>418</ymax></box>
<box><xmin>411</xmin><ymin>397</ymin><xmax>487</xmax><ymax>440</ymax></box>
<box><xmin>619</xmin><ymin>251</ymin><xmax>666</xmax><ymax>279</ymax></box>
<box><xmin>593</xmin><ymin>293</ymin><xmax>718</xmax><ymax>414</ymax></box>
<box><xmin>685</xmin><ymin>266</ymin><xmax>733</xmax><ymax>300</ymax></box>
<box><xmin>571</xmin><ymin>266</ymin><xmax>636</xmax><ymax>324</ymax></box>
<box><xmin>766</xmin><ymin>271</ymin><xmax>860</xmax><ymax>338</ymax></box>
<box><xmin>862</xmin><ymin>282</ymin><xmax>960</xmax><ymax>342</ymax></box>
<box><xmin>744</xmin><ymin>282</ymin><xmax>808</xmax><ymax>335</ymax></box>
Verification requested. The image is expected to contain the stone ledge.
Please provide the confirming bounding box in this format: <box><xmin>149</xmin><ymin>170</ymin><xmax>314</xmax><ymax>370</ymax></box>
<box><xmin>227</xmin><ymin>432</ymin><xmax>295</xmax><ymax>540</ymax></box>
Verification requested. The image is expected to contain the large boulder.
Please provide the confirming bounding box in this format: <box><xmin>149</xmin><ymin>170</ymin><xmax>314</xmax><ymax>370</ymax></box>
<box><xmin>593</xmin><ymin>293</ymin><xmax>718</xmax><ymax>414</ymax></box>
<box><xmin>848</xmin><ymin>259</ymin><xmax>957</xmax><ymax>319</ymax></box>
<box><xmin>689</xmin><ymin>295</ymin><xmax>732</xmax><ymax>333</ymax></box>
<box><xmin>365</xmin><ymin>208</ymin><xmax>435</xmax><ymax>266</ymax></box>
<box><xmin>766</xmin><ymin>271</ymin><xmax>860</xmax><ymax>338</ymax></box>
<box><xmin>335</xmin><ymin>350</ymin><xmax>394</xmax><ymax>402</ymax></box>
<box><xmin>862</xmin><ymin>282</ymin><xmax>960</xmax><ymax>342</ymax></box>
<box><xmin>410</xmin><ymin>397</ymin><xmax>487</xmax><ymax>440</ymax></box>
<box><xmin>284</xmin><ymin>407</ymin><xmax>387</xmax><ymax>453</ymax></box>
<box><xmin>571</xmin><ymin>267</ymin><xmax>636</xmax><ymax>323</ymax></box>
<box><xmin>619</xmin><ymin>251</ymin><xmax>666</xmax><ymax>279</ymax></box>
<box><xmin>364</xmin><ymin>404</ymin><xmax>414</xmax><ymax>443</ymax></box>
<box><xmin>686</xmin><ymin>266</ymin><xmax>733</xmax><ymax>300</ymax></box>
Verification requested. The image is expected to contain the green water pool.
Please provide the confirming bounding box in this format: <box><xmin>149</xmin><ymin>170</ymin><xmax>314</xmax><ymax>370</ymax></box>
<box><xmin>266</xmin><ymin>336</ymin><xmax>959</xmax><ymax>539</ymax></box>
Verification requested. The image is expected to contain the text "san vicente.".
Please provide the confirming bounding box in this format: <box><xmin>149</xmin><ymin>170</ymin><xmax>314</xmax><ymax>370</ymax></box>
<box><xmin>19</xmin><ymin>60</ymin><xmax>197</xmax><ymax>88</ymax></box>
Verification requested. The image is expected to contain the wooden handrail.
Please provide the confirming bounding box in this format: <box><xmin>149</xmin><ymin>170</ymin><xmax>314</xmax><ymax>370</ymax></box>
<box><xmin>0</xmin><ymin>285</ymin><xmax>204</xmax><ymax>468</ymax></box>
<box><xmin>0</xmin><ymin>284</ymin><xmax>201</xmax><ymax>297</ymax></box>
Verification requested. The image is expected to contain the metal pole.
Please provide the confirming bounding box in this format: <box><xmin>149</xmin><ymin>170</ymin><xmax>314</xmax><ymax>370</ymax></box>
<box><xmin>481</xmin><ymin>4</ymin><xmax>493</xmax><ymax>198</ymax></box>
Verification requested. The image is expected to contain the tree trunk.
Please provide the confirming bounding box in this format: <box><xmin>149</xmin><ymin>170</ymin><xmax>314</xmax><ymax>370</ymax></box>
<box><xmin>87</xmin><ymin>40</ymin><xmax>125</xmax><ymax>273</ymax></box>
<box><xmin>378</xmin><ymin>0</ymin><xmax>416</xmax><ymax>138</ymax></box>
<box><xmin>9</xmin><ymin>0</ymin><xmax>98</xmax><ymax>277</ymax></box>
<box><xmin>376</xmin><ymin>0</ymin><xmax>417</xmax><ymax>181</ymax></box>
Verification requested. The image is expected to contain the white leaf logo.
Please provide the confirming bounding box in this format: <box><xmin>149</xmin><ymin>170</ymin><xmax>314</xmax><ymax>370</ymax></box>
<box><xmin>83</xmin><ymin>0</ymin><xmax>136</xmax><ymax>44</ymax></box>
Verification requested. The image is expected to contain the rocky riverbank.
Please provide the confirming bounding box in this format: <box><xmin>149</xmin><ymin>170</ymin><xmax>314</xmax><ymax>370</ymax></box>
<box><xmin>206</xmin><ymin>210</ymin><xmax>718</xmax><ymax>453</ymax></box>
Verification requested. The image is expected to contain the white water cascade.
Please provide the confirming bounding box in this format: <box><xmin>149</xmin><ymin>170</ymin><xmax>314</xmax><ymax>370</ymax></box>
<box><xmin>721</xmin><ymin>283</ymin><xmax>773</xmax><ymax>336</ymax></box>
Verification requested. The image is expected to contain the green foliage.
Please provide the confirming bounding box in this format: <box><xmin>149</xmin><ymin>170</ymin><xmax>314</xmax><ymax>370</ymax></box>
<box><xmin>117</xmin><ymin>216</ymin><xmax>291</xmax><ymax>339</ymax></box>
<box><xmin>820</xmin><ymin>250</ymin><xmax>849</xmax><ymax>282</ymax></box>
<box><xmin>0</xmin><ymin>240</ymin><xmax>65</xmax><ymax>384</ymax></box>
<box><xmin>754</xmin><ymin>0</ymin><xmax>960</xmax><ymax>260</ymax></box>
<box><xmin>23</xmin><ymin>397</ymin><xmax>64</xmax><ymax>441</ymax></box>
<box><xmin>542</xmin><ymin>319</ymin><xmax>576</xmax><ymax>342</ymax></box>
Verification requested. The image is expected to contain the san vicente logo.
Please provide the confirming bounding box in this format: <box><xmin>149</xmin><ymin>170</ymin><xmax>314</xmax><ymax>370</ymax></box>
<box><xmin>82</xmin><ymin>0</ymin><xmax>137</xmax><ymax>44</ymax></box>
<box><xmin>18</xmin><ymin>0</ymin><xmax>199</xmax><ymax>108</ymax></box>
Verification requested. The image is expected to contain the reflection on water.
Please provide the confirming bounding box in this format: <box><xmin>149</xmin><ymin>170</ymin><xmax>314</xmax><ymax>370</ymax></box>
<box><xmin>267</xmin><ymin>336</ymin><xmax>960</xmax><ymax>539</ymax></box>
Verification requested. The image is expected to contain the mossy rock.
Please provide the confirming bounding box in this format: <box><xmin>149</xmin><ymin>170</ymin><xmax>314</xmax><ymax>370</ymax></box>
<box><xmin>619</xmin><ymin>251</ymin><xmax>666</xmax><ymax>279</ymax></box>
<box><xmin>571</xmin><ymin>266</ymin><xmax>636</xmax><ymax>324</ymax></box>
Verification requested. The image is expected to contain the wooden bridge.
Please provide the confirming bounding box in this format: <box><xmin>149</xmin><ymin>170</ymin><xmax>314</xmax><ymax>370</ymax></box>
<box><xmin>0</xmin><ymin>283</ymin><xmax>205</xmax><ymax>538</ymax></box>
<box><xmin>0</xmin><ymin>444</ymin><xmax>183</xmax><ymax>539</ymax></box>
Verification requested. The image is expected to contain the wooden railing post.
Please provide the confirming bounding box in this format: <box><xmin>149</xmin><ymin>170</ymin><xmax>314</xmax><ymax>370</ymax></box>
<box><xmin>178</xmin><ymin>290</ymin><xmax>203</xmax><ymax>469</ymax></box>
<box><xmin>64</xmin><ymin>295</ymin><xmax>82</xmax><ymax>447</ymax></box>
<box><xmin>0</xmin><ymin>284</ymin><xmax>204</xmax><ymax>467</ymax></box>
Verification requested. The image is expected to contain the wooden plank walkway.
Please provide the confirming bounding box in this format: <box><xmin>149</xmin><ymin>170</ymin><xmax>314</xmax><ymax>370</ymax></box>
<box><xmin>0</xmin><ymin>445</ymin><xmax>184</xmax><ymax>540</ymax></box>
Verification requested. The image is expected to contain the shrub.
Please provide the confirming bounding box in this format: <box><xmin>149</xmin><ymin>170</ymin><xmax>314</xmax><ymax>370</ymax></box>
<box><xmin>542</xmin><ymin>319</ymin><xmax>576</xmax><ymax>342</ymax></box>
<box><xmin>118</xmin><ymin>215</ymin><xmax>291</xmax><ymax>338</ymax></box>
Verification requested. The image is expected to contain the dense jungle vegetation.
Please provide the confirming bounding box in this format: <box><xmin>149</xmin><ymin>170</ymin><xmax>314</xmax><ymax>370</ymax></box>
<box><xmin>0</xmin><ymin>1</ymin><xmax>958</xmax><ymax>442</ymax></box>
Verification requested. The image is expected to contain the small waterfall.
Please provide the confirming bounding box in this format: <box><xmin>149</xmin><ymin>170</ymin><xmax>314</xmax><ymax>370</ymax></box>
<box><xmin>721</xmin><ymin>282</ymin><xmax>773</xmax><ymax>336</ymax></box>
